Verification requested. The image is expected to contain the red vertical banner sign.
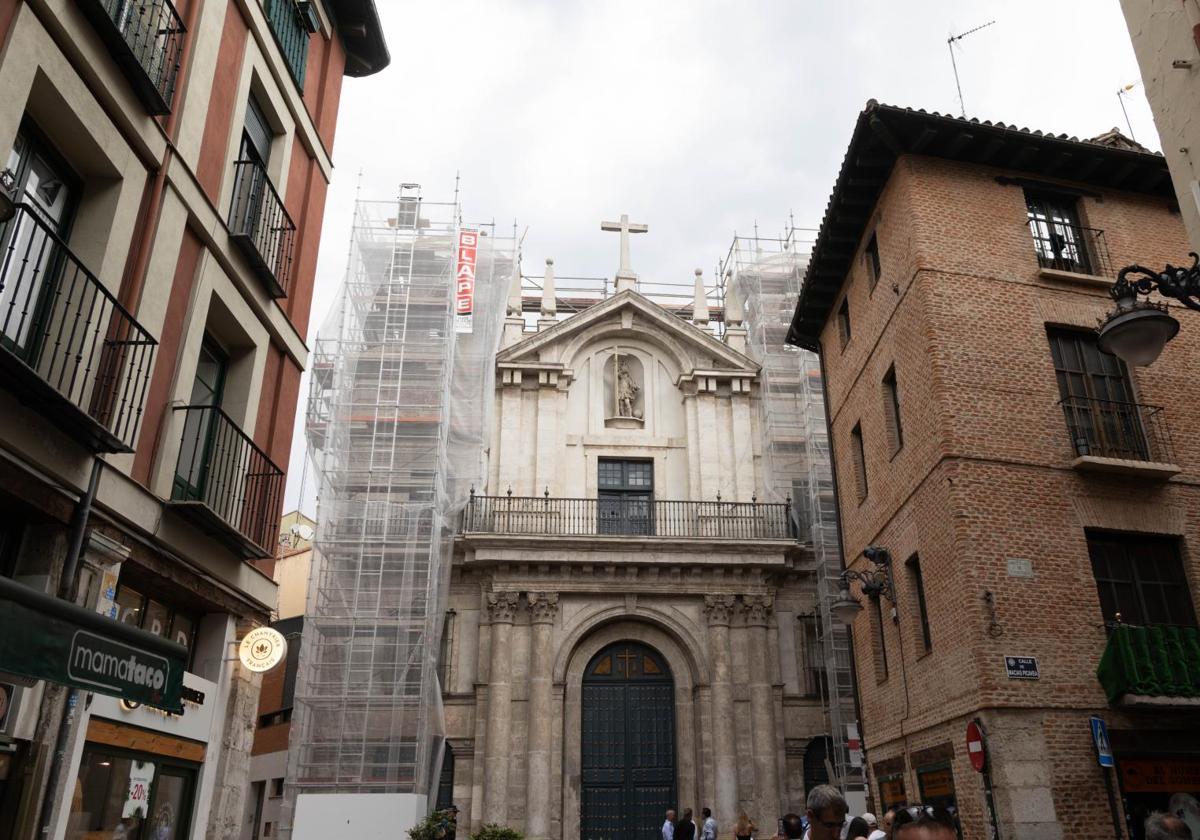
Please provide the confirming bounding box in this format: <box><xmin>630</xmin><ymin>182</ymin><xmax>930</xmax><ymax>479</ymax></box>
<box><xmin>455</xmin><ymin>229</ymin><xmax>478</xmax><ymax>333</ymax></box>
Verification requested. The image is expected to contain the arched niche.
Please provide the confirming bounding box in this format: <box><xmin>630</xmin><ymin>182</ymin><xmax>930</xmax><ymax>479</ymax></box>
<box><xmin>603</xmin><ymin>351</ymin><xmax>645</xmax><ymax>428</ymax></box>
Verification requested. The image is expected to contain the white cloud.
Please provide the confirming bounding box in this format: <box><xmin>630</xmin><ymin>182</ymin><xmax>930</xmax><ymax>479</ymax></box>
<box><xmin>283</xmin><ymin>0</ymin><xmax>1161</xmax><ymax>512</ymax></box>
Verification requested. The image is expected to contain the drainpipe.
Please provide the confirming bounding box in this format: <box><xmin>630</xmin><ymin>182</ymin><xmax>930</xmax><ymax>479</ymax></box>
<box><xmin>36</xmin><ymin>458</ymin><xmax>102</xmax><ymax>838</ymax></box>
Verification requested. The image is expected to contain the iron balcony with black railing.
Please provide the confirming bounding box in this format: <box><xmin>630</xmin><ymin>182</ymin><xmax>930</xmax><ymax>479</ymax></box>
<box><xmin>0</xmin><ymin>202</ymin><xmax>156</xmax><ymax>452</ymax></box>
<box><xmin>1059</xmin><ymin>396</ymin><xmax>1175</xmax><ymax>466</ymax></box>
<box><xmin>228</xmin><ymin>158</ymin><xmax>296</xmax><ymax>298</ymax></box>
<box><xmin>263</xmin><ymin>0</ymin><xmax>315</xmax><ymax>88</ymax></box>
<box><xmin>77</xmin><ymin>0</ymin><xmax>187</xmax><ymax>115</ymax></box>
<box><xmin>169</xmin><ymin>405</ymin><xmax>285</xmax><ymax>558</ymax></box>
<box><xmin>1026</xmin><ymin>219</ymin><xmax>1112</xmax><ymax>277</ymax></box>
<box><xmin>462</xmin><ymin>492</ymin><xmax>796</xmax><ymax>541</ymax></box>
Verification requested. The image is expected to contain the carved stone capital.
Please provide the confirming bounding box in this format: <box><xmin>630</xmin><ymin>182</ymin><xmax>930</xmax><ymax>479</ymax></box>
<box><xmin>704</xmin><ymin>594</ymin><xmax>737</xmax><ymax>626</ymax></box>
<box><xmin>739</xmin><ymin>594</ymin><xmax>775</xmax><ymax>626</ymax></box>
<box><xmin>486</xmin><ymin>591</ymin><xmax>520</xmax><ymax>624</ymax></box>
<box><xmin>527</xmin><ymin>591</ymin><xmax>560</xmax><ymax>624</ymax></box>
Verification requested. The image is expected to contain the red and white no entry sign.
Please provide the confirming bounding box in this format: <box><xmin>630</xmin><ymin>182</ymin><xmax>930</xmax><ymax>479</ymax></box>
<box><xmin>966</xmin><ymin>720</ymin><xmax>987</xmax><ymax>773</ymax></box>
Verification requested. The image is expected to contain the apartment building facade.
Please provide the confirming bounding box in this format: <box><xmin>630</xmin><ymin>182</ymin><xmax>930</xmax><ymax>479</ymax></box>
<box><xmin>0</xmin><ymin>2</ymin><xmax>386</xmax><ymax>838</ymax></box>
<box><xmin>787</xmin><ymin>102</ymin><xmax>1200</xmax><ymax>839</ymax></box>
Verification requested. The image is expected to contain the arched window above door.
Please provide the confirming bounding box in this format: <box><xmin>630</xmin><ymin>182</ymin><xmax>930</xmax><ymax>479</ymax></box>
<box><xmin>585</xmin><ymin>641</ymin><xmax>672</xmax><ymax>682</ymax></box>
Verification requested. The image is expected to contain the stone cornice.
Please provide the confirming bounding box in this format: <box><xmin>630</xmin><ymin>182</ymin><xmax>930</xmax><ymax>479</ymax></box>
<box><xmin>498</xmin><ymin>363</ymin><xmax>573</xmax><ymax>389</ymax></box>
<box><xmin>496</xmin><ymin>289</ymin><xmax>761</xmax><ymax>374</ymax></box>
<box><xmin>459</xmin><ymin>532</ymin><xmax>799</xmax><ymax>557</ymax></box>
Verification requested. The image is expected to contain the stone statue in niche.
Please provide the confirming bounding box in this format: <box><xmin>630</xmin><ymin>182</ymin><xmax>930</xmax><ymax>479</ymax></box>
<box><xmin>604</xmin><ymin>352</ymin><xmax>645</xmax><ymax>428</ymax></box>
<box><xmin>616</xmin><ymin>358</ymin><xmax>641</xmax><ymax>419</ymax></box>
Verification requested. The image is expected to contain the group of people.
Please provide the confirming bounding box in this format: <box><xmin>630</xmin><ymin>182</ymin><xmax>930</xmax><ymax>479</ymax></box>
<box><xmin>787</xmin><ymin>786</ymin><xmax>955</xmax><ymax>840</ymax></box>
<box><xmin>663</xmin><ymin>807</ymin><xmax>759</xmax><ymax>840</ymax></box>
<box><xmin>660</xmin><ymin>789</ymin><xmax>954</xmax><ymax>840</ymax></box>
<box><xmin>661</xmin><ymin>784</ymin><xmax>1196</xmax><ymax>840</ymax></box>
<box><xmin>661</xmin><ymin>807</ymin><xmax>731</xmax><ymax>840</ymax></box>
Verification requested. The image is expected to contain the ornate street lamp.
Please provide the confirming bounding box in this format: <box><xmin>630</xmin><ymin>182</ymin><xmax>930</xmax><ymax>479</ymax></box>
<box><xmin>1098</xmin><ymin>255</ymin><xmax>1200</xmax><ymax>366</ymax></box>
<box><xmin>830</xmin><ymin>546</ymin><xmax>896</xmax><ymax>626</ymax></box>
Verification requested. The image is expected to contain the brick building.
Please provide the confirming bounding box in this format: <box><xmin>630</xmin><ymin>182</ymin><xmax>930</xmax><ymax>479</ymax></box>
<box><xmin>787</xmin><ymin>101</ymin><xmax>1200</xmax><ymax>839</ymax></box>
<box><xmin>0</xmin><ymin>2</ymin><xmax>386</xmax><ymax>839</ymax></box>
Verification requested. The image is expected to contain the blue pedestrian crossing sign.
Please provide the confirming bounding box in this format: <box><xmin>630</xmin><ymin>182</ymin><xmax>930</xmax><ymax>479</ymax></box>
<box><xmin>1090</xmin><ymin>716</ymin><xmax>1114</xmax><ymax>768</ymax></box>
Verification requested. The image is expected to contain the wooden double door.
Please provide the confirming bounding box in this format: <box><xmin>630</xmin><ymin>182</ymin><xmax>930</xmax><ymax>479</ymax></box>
<box><xmin>581</xmin><ymin>642</ymin><xmax>675</xmax><ymax>840</ymax></box>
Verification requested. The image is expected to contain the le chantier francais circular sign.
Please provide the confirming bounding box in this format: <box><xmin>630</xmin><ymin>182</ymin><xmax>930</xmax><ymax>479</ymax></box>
<box><xmin>239</xmin><ymin>627</ymin><xmax>287</xmax><ymax>673</ymax></box>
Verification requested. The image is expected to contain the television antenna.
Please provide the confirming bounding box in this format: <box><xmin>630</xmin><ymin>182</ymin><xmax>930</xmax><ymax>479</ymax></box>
<box><xmin>1117</xmin><ymin>81</ymin><xmax>1141</xmax><ymax>141</ymax></box>
<box><xmin>947</xmin><ymin>20</ymin><xmax>996</xmax><ymax>118</ymax></box>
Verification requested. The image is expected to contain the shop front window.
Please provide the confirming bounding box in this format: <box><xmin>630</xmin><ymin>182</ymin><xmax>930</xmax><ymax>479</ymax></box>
<box><xmin>68</xmin><ymin>746</ymin><xmax>195</xmax><ymax>840</ymax></box>
<box><xmin>111</xmin><ymin>584</ymin><xmax>199</xmax><ymax>661</ymax></box>
<box><xmin>878</xmin><ymin>772</ymin><xmax>907</xmax><ymax>812</ymax></box>
<box><xmin>915</xmin><ymin>762</ymin><xmax>961</xmax><ymax>837</ymax></box>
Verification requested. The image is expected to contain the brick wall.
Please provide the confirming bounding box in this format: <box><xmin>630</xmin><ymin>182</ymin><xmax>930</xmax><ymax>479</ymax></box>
<box><xmin>814</xmin><ymin>152</ymin><xmax>1200</xmax><ymax>838</ymax></box>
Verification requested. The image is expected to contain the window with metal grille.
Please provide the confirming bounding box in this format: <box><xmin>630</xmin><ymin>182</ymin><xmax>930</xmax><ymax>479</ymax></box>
<box><xmin>263</xmin><ymin>0</ymin><xmax>312</xmax><ymax>88</ymax></box>
<box><xmin>1087</xmin><ymin>532</ymin><xmax>1197</xmax><ymax>628</ymax></box>
<box><xmin>882</xmin><ymin>364</ymin><xmax>903</xmax><ymax>454</ymax></box>
<box><xmin>850</xmin><ymin>422</ymin><xmax>868</xmax><ymax>502</ymax></box>
<box><xmin>1025</xmin><ymin>191</ymin><xmax>1091</xmax><ymax>274</ymax></box>
<box><xmin>1047</xmin><ymin>328</ymin><xmax>1148</xmax><ymax>461</ymax></box>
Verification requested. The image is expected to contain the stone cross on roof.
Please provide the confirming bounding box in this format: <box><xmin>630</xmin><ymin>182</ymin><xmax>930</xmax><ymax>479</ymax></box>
<box><xmin>601</xmin><ymin>213</ymin><xmax>647</xmax><ymax>292</ymax></box>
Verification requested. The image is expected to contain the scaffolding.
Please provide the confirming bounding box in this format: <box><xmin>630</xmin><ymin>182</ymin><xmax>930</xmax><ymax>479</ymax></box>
<box><xmin>721</xmin><ymin>228</ymin><xmax>864</xmax><ymax>796</ymax></box>
<box><xmin>283</xmin><ymin>186</ymin><xmax>513</xmax><ymax>832</ymax></box>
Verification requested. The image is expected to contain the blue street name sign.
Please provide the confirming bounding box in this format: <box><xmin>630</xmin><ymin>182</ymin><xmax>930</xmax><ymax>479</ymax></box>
<box><xmin>1090</xmin><ymin>716</ymin><xmax>1114</xmax><ymax>768</ymax></box>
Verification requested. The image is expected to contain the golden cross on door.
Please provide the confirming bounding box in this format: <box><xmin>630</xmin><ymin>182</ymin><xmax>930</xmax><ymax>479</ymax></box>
<box><xmin>616</xmin><ymin>648</ymin><xmax>638</xmax><ymax>677</ymax></box>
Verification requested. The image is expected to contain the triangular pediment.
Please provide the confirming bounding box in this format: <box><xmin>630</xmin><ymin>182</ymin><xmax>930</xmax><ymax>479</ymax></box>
<box><xmin>496</xmin><ymin>290</ymin><xmax>759</xmax><ymax>376</ymax></box>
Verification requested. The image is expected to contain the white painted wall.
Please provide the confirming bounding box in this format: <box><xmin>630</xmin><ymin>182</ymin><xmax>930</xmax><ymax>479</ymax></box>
<box><xmin>292</xmin><ymin>793</ymin><xmax>428</xmax><ymax>840</ymax></box>
<box><xmin>1120</xmin><ymin>0</ymin><xmax>1200</xmax><ymax>250</ymax></box>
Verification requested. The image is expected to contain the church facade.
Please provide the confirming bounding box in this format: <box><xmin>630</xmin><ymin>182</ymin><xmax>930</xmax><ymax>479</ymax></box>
<box><xmin>441</xmin><ymin>263</ymin><xmax>831</xmax><ymax>840</ymax></box>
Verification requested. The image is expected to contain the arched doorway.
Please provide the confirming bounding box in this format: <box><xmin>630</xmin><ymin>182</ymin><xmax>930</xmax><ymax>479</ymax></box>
<box><xmin>581</xmin><ymin>641</ymin><xmax>676</xmax><ymax>840</ymax></box>
<box><xmin>803</xmin><ymin>736</ymin><xmax>833</xmax><ymax>793</ymax></box>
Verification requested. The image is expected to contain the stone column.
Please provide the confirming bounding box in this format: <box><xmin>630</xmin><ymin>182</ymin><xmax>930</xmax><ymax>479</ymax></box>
<box><xmin>705</xmin><ymin>595</ymin><xmax>739</xmax><ymax>834</ymax></box>
<box><xmin>525</xmin><ymin>592</ymin><xmax>559</xmax><ymax>840</ymax></box>
<box><xmin>483</xmin><ymin>591</ymin><xmax>519</xmax><ymax>823</ymax></box>
<box><xmin>742</xmin><ymin>594</ymin><xmax>781</xmax><ymax>834</ymax></box>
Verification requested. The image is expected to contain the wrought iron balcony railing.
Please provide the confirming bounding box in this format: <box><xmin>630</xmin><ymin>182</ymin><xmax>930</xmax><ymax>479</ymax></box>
<box><xmin>264</xmin><ymin>0</ymin><xmax>314</xmax><ymax>88</ymax></box>
<box><xmin>1026</xmin><ymin>219</ymin><xmax>1112</xmax><ymax>277</ymax></box>
<box><xmin>78</xmin><ymin>0</ymin><xmax>187</xmax><ymax>115</ymax></box>
<box><xmin>169</xmin><ymin>405</ymin><xmax>285</xmax><ymax>557</ymax></box>
<box><xmin>462</xmin><ymin>492</ymin><xmax>796</xmax><ymax>540</ymax></box>
<box><xmin>1059</xmin><ymin>396</ymin><xmax>1174</xmax><ymax>464</ymax></box>
<box><xmin>0</xmin><ymin>202</ymin><xmax>156</xmax><ymax>452</ymax></box>
<box><xmin>228</xmin><ymin>158</ymin><xmax>296</xmax><ymax>298</ymax></box>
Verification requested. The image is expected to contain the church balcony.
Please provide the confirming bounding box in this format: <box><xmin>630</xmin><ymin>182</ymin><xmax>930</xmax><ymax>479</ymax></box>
<box><xmin>462</xmin><ymin>492</ymin><xmax>797</xmax><ymax>541</ymax></box>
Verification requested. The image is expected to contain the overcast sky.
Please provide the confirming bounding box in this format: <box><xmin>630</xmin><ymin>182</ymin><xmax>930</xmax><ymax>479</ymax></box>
<box><xmin>283</xmin><ymin>0</ymin><xmax>1160</xmax><ymax>513</ymax></box>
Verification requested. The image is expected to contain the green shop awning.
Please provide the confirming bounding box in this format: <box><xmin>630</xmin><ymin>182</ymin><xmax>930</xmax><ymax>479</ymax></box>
<box><xmin>0</xmin><ymin>575</ymin><xmax>186</xmax><ymax>713</ymax></box>
<box><xmin>1097</xmin><ymin>623</ymin><xmax>1200</xmax><ymax>706</ymax></box>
